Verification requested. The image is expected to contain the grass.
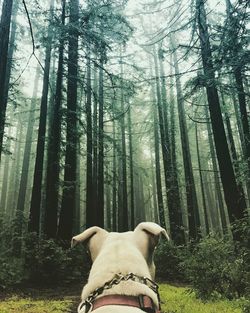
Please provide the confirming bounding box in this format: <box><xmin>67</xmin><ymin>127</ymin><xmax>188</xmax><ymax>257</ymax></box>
<box><xmin>0</xmin><ymin>284</ymin><xmax>248</xmax><ymax>313</ymax></box>
<box><xmin>0</xmin><ymin>297</ymin><xmax>73</xmax><ymax>313</ymax></box>
<box><xmin>160</xmin><ymin>284</ymin><xmax>247</xmax><ymax>313</ymax></box>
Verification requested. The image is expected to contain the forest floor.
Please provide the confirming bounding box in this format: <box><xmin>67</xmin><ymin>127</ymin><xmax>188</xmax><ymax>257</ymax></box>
<box><xmin>0</xmin><ymin>283</ymin><xmax>247</xmax><ymax>313</ymax></box>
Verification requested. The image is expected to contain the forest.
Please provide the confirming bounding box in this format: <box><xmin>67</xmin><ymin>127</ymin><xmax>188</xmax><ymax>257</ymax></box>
<box><xmin>0</xmin><ymin>0</ymin><xmax>249</xmax><ymax>312</ymax></box>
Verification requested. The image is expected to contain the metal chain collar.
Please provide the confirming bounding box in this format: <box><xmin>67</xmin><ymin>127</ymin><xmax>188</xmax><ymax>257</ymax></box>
<box><xmin>78</xmin><ymin>272</ymin><xmax>160</xmax><ymax>313</ymax></box>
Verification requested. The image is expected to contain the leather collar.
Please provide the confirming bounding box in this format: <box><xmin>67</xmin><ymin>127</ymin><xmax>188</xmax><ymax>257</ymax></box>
<box><xmin>79</xmin><ymin>294</ymin><xmax>160</xmax><ymax>313</ymax></box>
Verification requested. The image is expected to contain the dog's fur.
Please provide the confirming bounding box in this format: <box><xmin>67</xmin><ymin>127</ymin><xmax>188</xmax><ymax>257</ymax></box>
<box><xmin>72</xmin><ymin>222</ymin><xmax>169</xmax><ymax>313</ymax></box>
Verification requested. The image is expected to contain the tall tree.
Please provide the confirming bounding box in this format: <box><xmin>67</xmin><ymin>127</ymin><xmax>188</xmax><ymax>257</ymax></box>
<box><xmin>204</xmin><ymin>102</ymin><xmax>227</xmax><ymax>233</ymax></box>
<box><xmin>7</xmin><ymin>119</ymin><xmax>23</xmax><ymax>221</ymax></box>
<box><xmin>169</xmin><ymin>55</ymin><xmax>185</xmax><ymax>243</ymax></box>
<box><xmin>171</xmin><ymin>35</ymin><xmax>200</xmax><ymax>240</ymax></box>
<box><xmin>156</xmin><ymin>46</ymin><xmax>184</xmax><ymax>243</ymax></box>
<box><xmin>0</xmin><ymin>0</ymin><xmax>14</xmax><ymax>158</ymax></box>
<box><xmin>58</xmin><ymin>0</ymin><xmax>79</xmax><ymax>240</ymax></box>
<box><xmin>96</xmin><ymin>46</ymin><xmax>105</xmax><ymax>228</ymax></box>
<box><xmin>128</xmin><ymin>105</ymin><xmax>135</xmax><ymax>229</ymax></box>
<box><xmin>85</xmin><ymin>46</ymin><xmax>94</xmax><ymax>228</ymax></box>
<box><xmin>44</xmin><ymin>0</ymin><xmax>66</xmax><ymax>239</ymax></box>
<box><xmin>112</xmin><ymin>102</ymin><xmax>117</xmax><ymax>231</ymax></box>
<box><xmin>28</xmin><ymin>0</ymin><xmax>55</xmax><ymax>234</ymax></box>
<box><xmin>150</xmin><ymin>66</ymin><xmax>166</xmax><ymax>229</ymax></box>
<box><xmin>14</xmin><ymin>65</ymin><xmax>40</xmax><ymax>254</ymax></box>
<box><xmin>195</xmin><ymin>122</ymin><xmax>209</xmax><ymax>234</ymax></box>
<box><xmin>224</xmin><ymin>0</ymin><xmax>250</xmax><ymax>186</ymax></box>
<box><xmin>196</xmin><ymin>0</ymin><xmax>246</xmax><ymax>234</ymax></box>
<box><xmin>0</xmin><ymin>127</ymin><xmax>11</xmax><ymax>216</ymax></box>
<box><xmin>118</xmin><ymin>56</ymin><xmax>128</xmax><ymax>231</ymax></box>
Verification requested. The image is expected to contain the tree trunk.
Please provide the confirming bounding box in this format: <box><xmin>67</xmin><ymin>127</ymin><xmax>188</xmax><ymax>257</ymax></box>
<box><xmin>92</xmin><ymin>63</ymin><xmax>98</xmax><ymax>225</ymax></box>
<box><xmin>44</xmin><ymin>0</ymin><xmax>66</xmax><ymax>239</ymax></box>
<box><xmin>171</xmin><ymin>35</ymin><xmax>200</xmax><ymax>240</ymax></box>
<box><xmin>204</xmin><ymin>103</ymin><xmax>227</xmax><ymax>233</ymax></box>
<box><xmin>152</xmin><ymin>79</ymin><xmax>165</xmax><ymax>229</ymax></box>
<box><xmin>13</xmin><ymin>65</ymin><xmax>40</xmax><ymax>255</ymax></box>
<box><xmin>106</xmin><ymin>169</ymin><xmax>111</xmax><ymax>231</ymax></box>
<box><xmin>150</xmin><ymin>148</ymin><xmax>159</xmax><ymax>224</ymax></box>
<box><xmin>128</xmin><ymin>105</ymin><xmax>135</xmax><ymax>229</ymax></box>
<box><xmin>196</xmin><ymin>0</ymin><xmax>246</xmax><ymax>233</ymax></box>
<box><xmin>225</xmin><ymin>0</ymin><xmax>250</xmax><ymax>197</ymax></box>
<box><xmin>28</xmin><ymin>0</ymin><xmax>55</xmax><ymax>234</ymax></box>
<box><xmin>119</xmin><ymin>56</ymin><xmax>128</xmax><ymax>231</ymax></box>
<box><xmin>112</xmin><ymin>105</ymin><xmax>117</xmax><ymax>231</ymax></box>
<box><xmin>169</xmin><ymin>56</ymin><xmax>185</xmax><ymax>243</ymax></box>
<box><xmin>7</xmin><ymin>120</ymin><xmax>23</xmax><ymax>221</ymax></box>
<box><xmin>85</xmin><ymin>47</ymin><xmax>94</xmax><ymax>228</ymax></box>
<box><xmin>0</xmin><ymin>127</ymin><xmax>11</xmax><ymax>216</ymax></box>
<box><xmin>58</xmin><ymin>0</ymin><xmax>79</xmax><ymax>240</ymax></box>
<box><xmin>97</xmin><ymin>50</ymin><xmax>105</xmax><ymax>228</ymax></box>
<box><xmin>0</xmin><ymin>0</ymin><xmax>14</xmax><ymax>158</ymax></box>
<box><xmin>195</xmin><ymin>123</ymin><xmax>209</xmax><ymax>234</ymax></box>
<box><xmin>234</xmin><ymin>68</ymin><xmax>250</xmax><ymax>187</ymax></box>
<box><xmin>156</xmin><ymin>46</ymin><xmax>184</xmax><ymax>243</ymax></box>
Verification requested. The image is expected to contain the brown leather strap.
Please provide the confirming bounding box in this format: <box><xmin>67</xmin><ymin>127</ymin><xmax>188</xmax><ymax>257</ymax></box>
<box><xmin>92</xmin><ymin>294</ymin><xmax>160</xmax><ymax>312</ymax></box>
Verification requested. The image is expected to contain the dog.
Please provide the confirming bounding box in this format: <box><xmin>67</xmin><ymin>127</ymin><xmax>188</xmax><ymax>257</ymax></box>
<box><xmin>72</xmin><ymin>222</ymin><xmax>169</xmax><ymax>313</ymax></box>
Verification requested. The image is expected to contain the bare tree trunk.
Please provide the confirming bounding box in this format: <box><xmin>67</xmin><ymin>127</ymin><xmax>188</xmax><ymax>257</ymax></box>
<box><xmin>196</xmin><ymin>0</ymin><xmax>246</xmax><ymax>236</ymax></box>
<box><xmin>204</xmin><ymin>103</ymin><xmax>227</xmax><ymax>233</ymax></box>
<box><xmin>44</xmin><ymin>0</ymin><xmax>66</xmax><ymax>238</ymax></box>
<box><xmin>14</xmin><ymin>65</ymin><xmax>40</xmax><ymax>255</ymax></box>
<box><xmin>112</xmin><ymin>105</ymin><xmax>117</xmax><ymax>231</ymax></box>
<box><xmin>152</xmin><ymin>85</ymin><xmax>166</xmax><ymax>228</ymax></box>
<box><xmin>128</xmin><ymin>106</ymin><xmax>135</xmax><ymax>229</ymax></box>
<box><xmin>171</xmin><ymin>35</ymin><xmax>200</xmax><ymax>240</ymax></box>
<box><xmin>58</xmin><ymin>0</ymin><xmax>79</xmax><ymax>240</ymax></box>
<box><xmin>92</xmin><ymin>64</ymin><xmax>98</xmax><ymax>226</ymax></box>
<box><xmin>0</xmin><ymin>0</ymin><xmax>14</xmax><ymax>157</ymax></box>
<box><xmin>7</xmin><ymin>120</ymin><xmax>23</xmax><ymax>221</ymax></box>
<box><xmin>28</xmin><ymin>0</ymin><xmax>55</xmax><ymax>234</ymax></box>
<box><xmin>0</xmin><ymin>127</ymin><xmax>11</xmax><ymax>216</ymax></box>
<box><xmin>97</xmin><ymin>49</ymin><xmax>105</xmax><ymax>228</ymax></box>
<box><xmin>119</xmin><ymin>56</ymin><xmax>128</xmax><ymax>231</ymax></box>
<box><xmin>195</xmin><ymin>123</ymin><xmax>209</xmax><ymax>234</ymax></box>
<box><xmin>157</xmin><ymin>46</ymin><xmax>184</xmax><ymax>243</ymax></box>
<box><xmin>150</xmin><ymin>148</ymin><xmax>159</xmax><ymax>224</ymax></box>
<box><xmin>85</xmin><ymin>46</ymin><xmax>94</xmax><ymax>228</ymax></box>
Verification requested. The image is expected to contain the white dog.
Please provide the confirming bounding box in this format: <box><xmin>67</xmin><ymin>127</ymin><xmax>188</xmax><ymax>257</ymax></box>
<box><xmin>72</xmin><ymin>222</ymin><xmax>169</xmax><ymax>313</ymax></box>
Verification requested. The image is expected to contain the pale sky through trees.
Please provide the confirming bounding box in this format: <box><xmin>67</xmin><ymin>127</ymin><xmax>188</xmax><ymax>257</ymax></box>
<box><xmin>18</xmin><ymin>0</ymin><xmax>228</xmax><ymax>98</ymax></box>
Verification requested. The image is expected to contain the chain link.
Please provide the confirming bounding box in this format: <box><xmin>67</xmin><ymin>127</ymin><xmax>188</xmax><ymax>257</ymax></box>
<box><xmin>78</xmin><ymin>272</ymin><xmax>160</xmax><ymax>313</ymax></box>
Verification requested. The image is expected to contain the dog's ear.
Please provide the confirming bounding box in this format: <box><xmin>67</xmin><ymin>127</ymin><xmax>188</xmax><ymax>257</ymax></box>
<box><xmin>71</xmin><ymin>227</ymin><xmax>108</xmax><ymax>247</ymax></box>
<box><xmin>134</xmin><ymin>222</ymin><xmax>169</xmax><ymax>280</ymax></box>
<box><xmin>134</xmin><ymin>222</ymin><xmax>170</xmax><ymax>249</ymax></box>
<box><xmin>71</xmin><ymin>227</ymin><xmax>108</xmax><ymax>261</ymax></box>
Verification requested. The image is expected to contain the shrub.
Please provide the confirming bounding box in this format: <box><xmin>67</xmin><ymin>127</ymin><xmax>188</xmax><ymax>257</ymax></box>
<box><xmin>154</xmin><ymin>241</ymin><xmax>188</xmax><ymax>282</ymax></box>
<box><xmin>24</xmin><ymin>233</ymin><xmax>90</xmax><ymax>285</ymax></box>
<box><xmin>180</xmin><ymin>235</ymin><xmax>250</xmax><ymax>299</ymax></box>
<box><xmin>0</xmin><ymin>256</ymin><xmax>25</xmax><ymax>290</ymax></box>
<box><xmin>0</xmin><ymin>220</ymin><xmax>26</xmax><ymax>289</ymax></box>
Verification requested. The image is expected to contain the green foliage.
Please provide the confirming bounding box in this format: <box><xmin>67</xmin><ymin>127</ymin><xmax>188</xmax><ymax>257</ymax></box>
<box><xmin>0</xmin><ymin>256</ymin><xmax>25</xmax><ymax>290</ymax></box>
<box><xmin>24</xmin><ymin>233</ymin><xmax>91</xmax><ymax>285</ymax></box>
<box><xmin>180</xmin><ymin>236</ymin><xmax>250</xmax><ymax>299</ymax></box>
<box><xmin>0</xmin><ymin>229</ymin><xmax>90</xmax><ymax>289</ymax></box>
<box><xmin>160</xmin><ymin>283</ymin><xmax>245</xmax><ymax>313</ymax></box>
<box><xmin>155</xmin><ymin>223</ymin><xmax>250</xmax><ymax>301</ymax></box>
<box><xmin>154</xmin><ymin>241</ymin><xmax>188</xmax><ymax>282</ymax></box>
<box><xmin>232</xmin><ymin>215</ymin><xmax>250</xmax><ymax>249</ymax></box>
<box><xmin>0</xmin><ymin>220</ymin><xmax>25</xmax><ymax>289</ymax></box>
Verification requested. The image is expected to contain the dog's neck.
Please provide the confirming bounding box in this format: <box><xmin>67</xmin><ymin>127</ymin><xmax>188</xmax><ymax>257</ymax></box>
<box><xmin>81</xmin><ymin>244</ymin><xmax>159</xmax><ymax>307</ymax></box>
<box><xmin>81</xmin><ymin>278</ymin><xmax>159</xmax><ymax>308</ymax></box>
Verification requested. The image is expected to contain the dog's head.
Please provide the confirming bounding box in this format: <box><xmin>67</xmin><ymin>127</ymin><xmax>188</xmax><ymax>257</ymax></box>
<box><xmin>72</xmin><ymin>222</ymin><xmax>169</xmax><ymax>279</ymax></box>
